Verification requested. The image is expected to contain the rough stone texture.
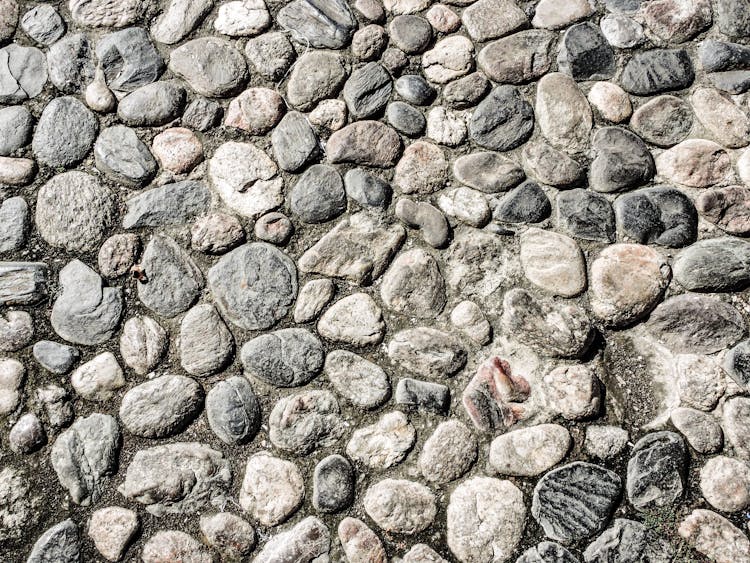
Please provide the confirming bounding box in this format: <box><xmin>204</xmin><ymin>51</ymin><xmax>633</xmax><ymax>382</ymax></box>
<box><xmin>346</xmin><ymin>410</ymin><xmax>415</xmax><ymax>470</ymax></box>
<box><xmin>240</xmin><ymin>453</ymin><xmax>304</xmax><ymax>526</ymax></box>
<box><xmin>364</xmin><ymin>479</ymin><xmax>436</xmax><ymax>534</ymax></box>
<box><xmin>626</xmin><ymin>431</ymin><xmax>687</xmax><ymax>511</ymax></box>
<box><xmin>241</xmin><ymin>328</ymin><xmax>324</xmax><ymax>387</ymax></box>
<box><xmin>489</xmin><ymin>424</ymin><xmax>571</xmax><ymax>477</ymax></box>
<box><xmin>678</xmin><ymin>509</ymin><xmax>750</xmax><ymax>563</ymax></box>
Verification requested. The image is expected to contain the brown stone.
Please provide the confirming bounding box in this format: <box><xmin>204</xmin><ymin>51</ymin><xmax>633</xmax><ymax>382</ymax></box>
<box><xmin>656</xmin><ymin>139</ymin><xmax>731</xmax><ymax>188</ymax></box>
<box><xmin>696</xmin><ymin>186</ymin><xmax>750</xmax><ymax>235</ymax></box>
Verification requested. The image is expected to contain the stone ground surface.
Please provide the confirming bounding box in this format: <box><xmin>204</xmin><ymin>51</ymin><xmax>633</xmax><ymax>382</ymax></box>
<box><xmin>3</xmin><ymin>0</ymin><xmax>750</xmax><ymax>561</ymax></box>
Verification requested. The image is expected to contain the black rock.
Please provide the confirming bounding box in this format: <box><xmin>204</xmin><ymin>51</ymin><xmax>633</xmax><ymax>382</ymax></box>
<box><xmin>394</xmin><ymin>75</ymin><xmax>436</xmax><ymax>106</ymax></box>
<box><xmin>672</xmin><ymin>237</ymin><xmax>750</xmax><ymax>292</ymax></box>
<box><xmin>389</xmin><ymin>15</ymin><xmax>432</xmax><ymax>54</ymax></box>
<box><xmin>558</xmin><ymin>22</ymin><xmax>615</xmax><ymax>81</ymax></box>
<box><xmin>469</xmin><ymin>86</ymin><xmax>534</xmax><ymax>151</ymax></box>
<box><xmin>626</xmin><ymin>431</ymin><xmax>687</xmax><ymax>512</ymax></box>
<box><xmin>96</xmin><ymin>27</ymin><xmax>164</xmax><ymax>92</ymax></box>
<box><xmin>277</xmin><ymin>0</ymin><xmax>357</xmax><ymax>49</ymax></box>
<box><xmin>313</xmin><ymin>454</ymin><xmax>355</xmax><ymax>513</ymax></box>
<box><xmin>182</xmin><ymin>98</ymin><xmax>222</xmax><ymax>131</ymax></box>
<box><xmin>241</xmin><ymin>328</ymin><xmax>325</xmax><ymax>387</ymax></box>
<box><xmin>699</xmin><ymin>40</ymin><xmax>750</xmax><ymax>72</ymax></box>
<box><xmin>290</xmin><ymin>164</ymin><xmax>347</xmax><ymax>224</ymax></box>
<box><xmin>344</xmin><ymin>169</ymin><xmax>391</xmax><ymax>208</ymax></box>
<box><xmin>620</xmin><ymin>49</ymin><xmax>694</xmax><ymax>95</ymax></box>
<box><xmin>584</xmin><ymin>519</ymin><xmax>673</xmax><ymax>563</ymax></box>
<box><xmin>517</xmin><ymin>542</ymin><xmax>580</xmax><ymax>563</ymax></box>
<box><xmin>343</xmin><ymin>62</ymin><xmax>392</xmax><ymax>120</ymax></box>
<box><xmin>723</xmin><ymin>339</ymin><xmax>750</xmax><ymax>391</ymax></box>
<box><xmin>615</xmin><ymin>187</ymin><xmax>697</xmax><ymax>247</ymax></box>
<box><xmin>532</xmin><ymin>462</ymin><xmax>622</xmax><ymax>544</ymax></box>
<box><xmin>646</xmin><ymin>294</ymin><xmax>746</xmax><ymax>355</ymax></box>
<box><xmin>271</xmin><ymin>111</ymin><xmax>319</xmax><ymax>172</ymax></box>
<box><xmin>717</xmin><ymin>0</ymin><xmax>750</xmax><ymax>38</ymax></box>
<box><xmin>387</xmin><ymin>102</ymin><xmax>425</xmax><ymax>137</ymax></box>
<box><xmin>206</xmin><ymin>376</ymin><xmax>261</xmax><ymax>445</ymax></box>
<box><xmin>395</xmin><ymin>378</ymin><xmax>450</xmax><ymax>414</ymax></box>
<box><xmin>590</xmin><ymin>127</ymin><xmax>654</xmax><ymax>194</ymax></box>
<box><xmin>557</xmin><ymin>189</ymin><xmax>615</xmax><ymax>243</ymax></box>
<box><xmin>443</xmin><ymin>73</ymin><xmax>490</xmax><ymax>109</ymax></box>
<box><xmin>493</xmin><ymin>181</ymin><xmax>551</xmax><ymax>224</ymax></box>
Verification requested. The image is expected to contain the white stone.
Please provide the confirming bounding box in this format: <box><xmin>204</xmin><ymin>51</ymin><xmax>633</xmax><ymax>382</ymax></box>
<box><xmin>239</xmin><ymin>452</ymin><xmax>304</xmax><ymax>527</ymax></box>
<box><xmin>0</xmin><ymin>357</ymin><xmax>24</xmax><ymax>415</ymax></box>
<box><xmin>421</xmin><ymin>36</ymin><xmax>474</xmax><ymax>84</ymax></box>
<box><xmin>71</xmin><ymin>352</ymin><xmax>125</xmax><ymax>402</ymax></box>
<box><xmin>346</xmin><ymin>411</ymin><xmax>416</xmax><ymax>470</ymax></box>
<box><xmin>520</xmin><ymin>227</ymin><xmax>586</xmax><ymax>297</ymax></box>
<box><xmin>438</xmin><ymin>187</ymin><xmax>491</xmax><ymax>227</ymax></box>
<box><xmin>214</xmin><ymin>0</ymin><xmax>271</xmax><ymax>37</ymax></box>
<box><xmin>588</xmin><ymin>82</ymin><xmax>632</xmax><ymax>123</ymax></box>
<box><xmin>700</xmin><ymin>456</ymin><xmax>750</xmax><ymax>513</ymax></box>
<box><xmin>543</xmin><ymin>364</ymin><xmax>601</xmax><ymax>420</ymax></box>
<box><xmin>317</xmin><ymin>293</ymin><xmax>385</xmax><ymax>347</ymax></box>
<box><xmin>489</xmin><ymin>424</ymin><xmax>571</xmax><ymax>477</ymax></box>
<box><xmin>426</xmin><ymin>107</ymin><xmax>467</xmax><ymax>147</ymax></box>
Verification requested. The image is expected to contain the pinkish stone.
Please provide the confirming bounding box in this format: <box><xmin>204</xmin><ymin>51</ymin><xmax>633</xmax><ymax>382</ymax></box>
<box><xmin>151</xmin><ymin>128</ymin><xmax>203</xmax><ymax>174</ymax></box>
<box><xmin>0</xmin><ymin>156</ymin><xmax>35</xmax><ymax>185</ymax></box>
<box><xmin>462</xmin><ymin>357</ymin><xmax>530</xmax><ymax>433</ymax></box>
<box><xmin>696</xmin><ymin>185</ymin><xmax>750</xmax><ymax>235</ymax></box>
<box><xmin>426</xmin><ymin>4</ymin><xmax>460</xmax><ymax>32</ymax></box>
<box><xmin>225</xmin><ymin>88</ymin><xmax>285</xmax><ymax>135</ymax></box>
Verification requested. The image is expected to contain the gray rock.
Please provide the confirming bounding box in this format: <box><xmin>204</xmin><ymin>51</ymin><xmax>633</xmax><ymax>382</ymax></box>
<box><xmin>344</xmin><ymin>168</ymin><xmax>391</xmax><ymax>208</ymax></box>
<box><xmin>723</xmin><ymin>339</ymin><xmax>750</xmax><ymax>391</ymax></box>
<box><xmin>479</xmin><ymin>31</ymin><xmax>554</xmax><ymax>85</ymax></box>
<box><xmin>46</xmin><ymin>34</ymin><xmax>95</xmax><ymax>94</ymax></box>
<box><xmin>395</xmin><ymin>74</ymin><xmax>435</xmax><ymax>105</ymax></box>
<box><xmin>0</xmin><ymin>466</ymin><xmax>41</xmax><ymax>545</ymax></box>
<box><xmin>151</xmin><ymin>0</ymin><xmax>213</xmax><ymax>44</ymax></box>
<box><xmin>532</xmin><ymin>462</ymin><xmax>622</xmax><ymax>544</ymax></box>
<box><xmin>123</xmin><ymin>181</ymin><xmax>210</xmax><ymax>229</ymax></box>
<box><xmin>245</xmin><ymin>32</ymin><xmax>296</xmax><ymax>81</ymax></box>
<box><xmin>0</xmin><ymin>262</ymin><xmax>47</xmax><ymax>306</ymax></box>
<box><xmin>717</xmin><ymin>0</ymin><xmax>750</xmax><ymax>38</ymax></box>
<box><xmin>269</xmin><ymin>389</ymin><xmax>344</xmax><ymax>454</ymax></box>
<box><xmin>620</xmin><ymin>49</ymin><xmax>694</xmax><ymax>95</ymax></box>
<box><xmin>21</xmin><ymin>5</ymin><xmax>64</xmax><ymax>45</ymax></box>
<box><xmin>673</xmin><ymin>237</ymin><xmax>750</xmax><ymax>291</ymax></box>
<box><xmin>253</xmin><ymin>213</ymin><xmax>293</xmax><ymax>245</ymax></box>
<box><xmin>169</xmin><ymin>37</ymin><xmax>247</xmax><ymax>97</ymax></box>
<box><xmin>142</xmin><ymin>531</ymin><xmax>212</xmax><ymax>563</ymax></box>
<box><xmin>94</xmin><ymin>125</ymin><xmax>157</xmax><ymax>186</ymax></box>
<box><xmin>493</xmin><ymin>181</ymin><xmax>551</xmax><ymax>224</ymax></box>
<box><xmin>600</xmin><ymin>13</ymin><xmax>644</xmax><ymax>48</ymax></box>
<box><xmin>241</xmin><ymin>328</ymin><xmax>324</xmax><ymax>387</ymax></box>
<box><xmin>387</xmin><ymin>327</ymin><xmax>466</xmax><ymax>378</ymax></box>
<box><xmin>723</xmin><ymin>396</ymin><xmax>750</xmax><ymax>459</ymax></box>
<box><xmin>32</xmin><ymin>97</ymin><xmax>97</xmax><ymax>168</ymax></box>
<box><xmin>443</xmin><ymin>73</ymin><xmax>490</xmax><ymax>110</ymax></box>
<box><xmin>88</xmin><ymin>506</ymin><xmax>140</xmax><ymax>562</ymax></box>
<box><xmin>36</xmin><ymin>171</ymin><xmax>116</xmax><ymax>253</ymax></box>
<box><xmin>51</xmin><ymin>414</ymin><xmax>120</xmax><ymax>505</ymax></box>
<box><xmin>647</xmin><ymin>294</ymin><xmax>745</xmax><ymax>354</ymax></box>
<box><xmin>557</xmin><ymin>189</ymin><xmax>615</xmax><ymax>242</ymax></box>
<box><xmin>395</xmin><ymin>378</ymin><xmax>450</xmax><ymax>414</ymax></box>
<box><xmin>403</xmin><ymin>545</ymin><xmax>448</xmax><ymax>563</ymax></box>
<box><xmin>9</xmin><ymin>412</ymin><xmax>45</xmax><ymax>454</ymax></box>
<box><xmin>199</xmin><ymin>512</ymin><xmax>254</xmax><ymax>560</ymax></box>
<box><xmin>327</xmin><ymin>121</ymin><xmax>402</xmax><ymax>167</ymax></box>
<box><xmin>387</xmin><ymin>101</ymin><xmax>426</xmax><ymax>137</ymax></box>
<box><xmin>0</xmin><ymin>196</ymin><xmax>28</xmax><ymax>253</ymax></box>
<box><xmin>584</xmin><ymin>426</ymin><xmax>629</xmax><ymax>460</ymax></box>
<box><xmin>192</xmin><ymin>213</ymin><xmax>245</xmax><ymax>254</ymax></box>
<box><xmin>98</xmin><ymin>234</ymin><xmax>141</xmax><ymax>279</ymax></box>
<box><xmin>522</xmin><ymin>142</ymin><xmax>584</xmax><ymax>187</ymax></box>
<box><xmin>671</xmin><ymin>407</ymin><xmax>723</xmax><ymax>454</ymax></box>
<box><xmin>27</xmin><ymin>520</ymin><xmax>80</xmax><ymax>563</ymax></box>
<box><xmin>253</xmin><ymin>517</ymin><xmax>330</xmax><ymax>563</ymax></box>
<box><xmin>0</xmin><ymin>310</ymin><xmax>32</xmax><ymax>352</ymax></box>
<box><xmin>286</xmin><ymin>51</ymin><xmax>347</xmax><ymax>111</ymax></box>
<box><xmin>36</xmin><ymin>385</ymin><xmax>74</xmax><ymax>429</ymax></box>
<box><xmin>271</xmin><ymin>111</ymin><xmax>319</xmax><ymax>172</ymax></box>
<box><xmin>180</xmin><ymin>304</ymin><xmax>234</xmax><ymax>377</ymax></box>
<box><xmin>0</xmin><ymin>106</ymin><xmax>32</xmax><ymax>156</ymax></box>
<box><xmin>240</xmin><ymin>453</ymin><xmax>304</xmax><ymax>526</ymax></box>
<box><xmin>626</xmin><ymin>431</ymin><xmax>687</xmax><ymax>511</ymax></box>
<box><xmin>615</xmin><ymin>186</ymin><xmax>697</xmax><ymax>247</ymax></box>
<box><xmin>395</xmin><ymin>198</ymin><xmax>450</xmax><ymax>248</ymax></box>
<box><xmin>419</xmin><ymin>420</ymin><xmax>477</xmax><ymax>484</ymax></box>
<box><xmin>33</xmin><ymin>341</ymin><xmax>79</xmax><ymax>375</ymax></box>
<box><xmin>118</xmin><ymin>442</ymin><xmax>231</xmax><ymax>516</ymax></box>
<box><xmin>182</xmin><ymin>97</ymin><xmax>222</xmax><ymax>131</ymax></box>
<box><xmin>96</xmin><ymin>27</ymin><xmax>164</xmax><ymax>92</ymax></box>
<box><xmin>343</xmin><ymin>62</ymin><xmax>392</xmax><ymax>120</ymax></box>
<box><xmin>630</xmin><ymin>95</ymin><xmax>692</xmax><ymax>148</ymax></box>
<box><xmin>700</xmin><ymin>39</ymin><xmax>750</xmax><ymax>73</ymax></box>
<box><xmin>324</xmin><ymin>350</ymin><xmax>390</xmax><ymax>409</ymax></box>
<box><xmin>206</xmin><ymin>376</ymin><xmax>260</xmax><ymax>445</ymax></box>
<box><xmin>518</xmin><ymin>542</ymin><xmax>580</xmax><ymax>563</ymax></box>
<box><xmin>290</xmin><ymin>165</ymin><xmax>347</xmax><ymax>224</ymax></box>
<box><xmin>352</xmin><ymin>24</ymin><xmax>388</xmax><ymax>60</ymax></box>
<box><xmin>469</xmin><ymin>85</ymin><xmax>534</xmax><ymax>151</ymax></box>
<box><xmin>119</xmin><ymin>374</ymin><xmax>203</xmax><ymax>438</ymax></box>
<box><xmin>390</xmin><ymin>15</ymin><xmax>431</xmax><ymax>54</ymax></box>
<box><xmin>0</xmin><ymin>44</ymin><xmax>46</xmax><ymax>103</ymax></box>
<box><xmin>590</xmin><ymin>127</ymin><xmax>654</xmax><ymax>193</ymax></box>
<box><xmin>346</xmin><ymin>410</ymin><xmax>415</xmax><ymax>470</ymax></box>
<box><xmin>277</xmin><ymin>0</ymin><xmax>357</xmax><ymax>49</ymax></box>
<box><xmin>137</xmin><ymin>235</ymin><xmax>203</xmax><ymax>318</ymax></box>
<box><xmin>502</xmin><ymin>288</ymin><xmax>594</xmax><ymax>358</ymax></box>
<box><xmin>365</xmin><ymin>479</ymin><xmax>436</xmax><ymax>534</ymax></box>
<box><xmin>558</xmin><ymin>22</ymin><xmax>615</xmax><ymax>81</ymax></box>
<box><xmin>454</xmin><ymin>152</ymin><xmax>525</xmax><ymax>194</ymax></box>
<box><xmin>313</xmin><ymin>454</ymin><xmax>355</xmax><ymax>513</ymax></box>
<box><xmin>208</xmin><ymin>243</ymin><xmax>297</xmax><ymax>330</ymax></box>
<box><xmin>117</xmin><ymin>81</ymin><xmax>186</xmax><ymax>126</ymax></box>
<box><xmin>51</xmin><ymin>261</ymin><xmax>123</xmax><ymax>345</ymax></box>
<box><xmin>584</xmin><ymin>519</ymin><xmax>672</xmax><ymax>563</ymax></box>
<box><xmin>381</xmin><ymin>248</ymin><xmax>445</xmax><ymax>317</ymax></box>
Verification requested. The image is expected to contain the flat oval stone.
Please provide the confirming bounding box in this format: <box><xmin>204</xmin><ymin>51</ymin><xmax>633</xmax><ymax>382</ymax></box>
<box><xmin>32</xmin><ymin>96</ymin><xmax>97</xmax><ymax>168</ymax></box>
<box><xmin>395</xmin><ymin>74</ymin><xmax>436</xmax><ymax>105</ymax></box>
<box><xmin>419</xmin><ymin>420</ymin><xmax>477</xmax><ymax>484</ymax></box>
<box><xmin>590</xmin><ymin>127</ymin><xmax>654</xmax><ymax>193</ymax></box>
<box><xmin>630</xmin><ymin>95</ymin><xmax>692</xmax><ymax>147</ymax></box>
<box><xmin>614</xmin><ymin>186</ymin><xmax>697</xmax><ymax>247</ymax></box>
<box><xmin>522</xmin><ymin>142</ymin><xmax>584</xmax><ymax>187</ymax></box>
<box><xmin>364</xmin><ymin>479</ymin><xmax>436</xmax><ymax>534</ymax></box>
<box><xmin>643</xmin><ymin>0</ymin><xmax>712</xmax><ymax>43</ymax></box>
<box><xmin>208</xmin><ymin>243</ymin><xmax>297</xmax><ymax>331</ymax></box>
<box><xmin>656</xmin><ymin>139</ymin><xmax>731</xmax><ymax>188</ymax></box>
<box><xmin>536</xmin><ymin>73</ymin><xmax>592</xmax><ymax>152</ymax></box>
<box><xmin>318</xmin><ymin>292</ymin><xmax>385</xmax><ymax>347</ymax></box>
<box><xmin>421</xmin><ymin>35</ymin><xmax>474</xmax><ymax>84</ymax></box>
<box><xmin>443</xmin><ymin>72</ymin><xmax>490</xmax><ymax>109</ymax></box>
<box><xmin>117</xmin><ymin>81</ymin><xmax>186</xmax><ymax>127</ymax></box>
<box><xmin>627</xmin><ymin>431</ymin><xmax>687</xmax><ymax>511</ymax></box>
<box><xmin>269</xmin><ymin>389</ymin><xmax>344</xmax><ymax>454</ymax></box>
<box><xmin>123</xmin><ymin>181</ymin><xmax>210</xmax><ymax>229</ymax></box>
<box><xmin>692</xmin><ymin>87</ymin><xmax>750</xmax><ymax>148</ymax></box>
<box><xmin>387</xmin><ymin>327</ymin><xmax>467</xmax><ymax>378</ymax></box>
<box><xmin>696</xmin><ymin>186</ymin><xmax>750</xmax><ymax>235</ymax></box>
<box><xmin>646</xmin><ymin>294</ymin><xmax>745</xmax><ymax>354</ymax></box>
<box><xmin>532</xmin><ymin>462</ymin><xmax>622</xmax><ymax>544</ymax></box>
<box><xmin>119</xmin><ymin>374</ymin><xmax>203</xmax><ymax>438</ymax></box>
<box><xmin>272</xmin><ymin>111</ymin><xmax>319</xmax><ymax>172</ymax></box>
<box><xmin>94</xmin><ymin>125</ymin><xmax>157</xmax><ymax>186</ymax></box>
<box><xmin>520</xmin><ymin>228</ymin><xmax>586</xmax><ymax>297</ymax></box>
<box><xmin>169</xmin><ymin>37</ymin><xmax>247</xmax><ymax>97</ymax></box>
<box><xmin>324</xmin><ymin>350</ymin><xmax>390</xmax><ymax>409</ymax></box>
<box><xmin>589</xmin><ymin>244</ymin><xmax>671</xmax><ymax>327</ymax></box>
<box><xmin>290</xmin><ymin>164</ymin><xmax>346</xmax><ymax>224</ymax></box>
<box><xmin>380</xmin><ymin>248</ymin><xmax>446</xmax><ymax>317</ymax></box>
<box><xmin>387</xmin><ymin>101</ymin><xmax>426</xmax><ymax>137</ymax></box>
<box><xmin>478</xmin><ymin>30</ymin><xmax>554</xmax><ymax>84</ymax></box>
<box><xmin>673</xmin><ymin>237</ymin><xmax>750</xmax><ymax>292</ymax></box>
<box><xmin>179</xmin><ymin>304</ymin><xmax>233</xmax><ymax>377</ymax></box>
<box><xmin>206</xmin><ymin>376</ymin><xmax>260</xmax><ymax>445</ymax></box>
<box><xmin>277</xmin><ymin>0</ymin><xmax>357</xmax><ymax>49</ymax></box>
<box><xmin>453</xmin><ymin>152</ymin><xmax>525</xmax><ymax>193</ymax></box>
<box><xmin>27</xmin><ymin>520</ymin><xmax>80</xmax><ymax>563</ymax></box>
<box><xmin>492</xmin><ymin>181</ymin><xmax>551</xmax><ymax>224</ymax></box>
<box><xmin>490</xmin><ymin>424</ymin><xmax>571</xmax><ymax>477</ymax></box>
<box><xmin>621</xmin><ymin>49</ymin><xmax>694</xmax><ymax>95</ymax></box>
<box><xmin>286</xmin><ymin>51</ymin><xmax>347</xmax><ymax>111</ymax></box>
<box><xmin>0</xmin><ymin>106</ymin><xmax>32</xmax><ymax>156</ymax></box>
<box><xmin>313</xmin><ymin>454</ymin><xmax>355</xmax><ymax>513</ymax></box>
<box><xmin>241</xmin><ymin>328</ymin><xmax>324</xmax><ymax>387</ymax></box>
<box><xmin>327</xmin><ymin>121</ymin><xmax>402</xmax><ymax>167</ymax></box>
<box><xmin>253</xmin><ymin>517</ymin><xmax>330</xmax><ymax>563</ymax></box>
<box><xmin>557</xmin><ymin>189</ymin><xmax>615</xmax><ymax>242</ymax></box>
<box><xmin>469</xmin><ymin>85</ymin><xmax>534</xmax><ymax>151</ymax></box>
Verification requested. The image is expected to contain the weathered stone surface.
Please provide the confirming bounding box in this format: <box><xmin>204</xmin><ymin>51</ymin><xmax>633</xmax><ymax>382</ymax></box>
<box><xmin>327</xmin><ymin>121</ymin><xmax>402</xmax><ymax>167</ymax></box>
<box><xmin>347</xmin><ymin>411</ymin><xmax>415</xmax><ymax>470</ymax></box>
<box><xmin>214</xmin><ymin>0</ymin><xmax>271</xmax><ymax>36</ymax></box>
<box><xmin>388</xmin><ymin>327</ymin><xmax>466</xmax><ymax>378</ymax></box>
<box><xmin>241</xmin><ymin>328</ymin><xmax>324</xmax><ymax>387</ymax></box>
<box><xmin>419</xmin><ymin>420</ymin><xmax>476</xmax><ymax>484</ymax></box>
<box><xmin>180</xmin><ymin>304</ymin><xmax>233</xmax><ymax>377</ymax></box>
<box><xmin>240</xmin><ymin>453</ymin><xmax>304</xmax><ymax>526</ymax></box>
<box><xmin>318</xmin><ymin>293</ymin><xmax>385</xmax><ymax>347</ymax></box>
<box><xmin>95</xmin><ymin>125</ymin><xmax>156</xmax><ymax>186</ymax></box>
<box><xmin>536</xmin><ymin>73</ymin><xmax>591</xmax><ymax>152</ymax></box>
<box><xmin>27</xmin><ymin>520</ymin><xmax>80</xmax><ymax>563</ymax></box>
<box><xmin>151</xmin><ymin>0</ymin><xmax>212</xmax><ymax>44</ymax></box>
<box><xmin>630</xmin><ymin>95</ymin><xmax>692</xmax><ymax>148</ymax></box>
<box><xmin>339</xmin><ymin>517</ymin><xmax>387</xmax><ymax>563</ymax></box>
<box><xmin>0</xmin><ymin>262</ymin><xmax>47</xmax><ymax>307</ymax></box>
<box><xmin>447</xmin><ymin>477</ymin><xmax>526</xmax><ymax>563</ymax></box>
<box><xmin>0</xmin><ymin>44</ymin><xmax>46</xmax><ymax>103</ymax></box>
<box><xmin>518</xmin><ymin>542</ymin><xmax>580</xmax><ymax>563</ymax></box>
<box><xmin>558</xmin><ymin>22</ymin><xmax>615</xmax><ymax>81</ymax></box>
<box><xmin>621</xmin><ymin>49</ymin><xmax>694</xmax><ymax>95</ymax></box>
<box><xmin>71</xmin><ymin>352</ymin><xmax>124</xmax><ymax>402</ymax></box>
<box><xmin>118</xmin><ymin>442</ymin><xmax>231</xmax><ymax>516</ymax></box>
<box><xmin>724</xmin><ymin>397</ymin><xmax>750</xmax><ymax>460</ymax></box>
<box><xmin>692</xmin><ymin>87</ymin><xmax>750</xmax><ymax>148</ymax></box>
<box><xmin>324</xmin><ymin>350</ymin><xmax>390</xmax><ymax>409</ymax></box>
<box><xmin>463</xmin><ymin>357</ymin><xmax>531</xmax><ymax>433</ymax></box>
<box><xmin>51</xmin><ymin>414</ymin><xmax>120</xmax><ymax>506</ymax></box>
<box><xmin>615</xmin><ymin>186</ymin><xmax>697</xmax><ymax>248</ymax></box>
<box><xmin>492</xmin><ymin>181</ymin><xmax>551</xmax><ymax>224</ymax></box>
<box><xmin>544</xmin><ymin>364</ymin><xmax>601</xmax><ymax>421</ymax></box>
<box><xmin>291</xmin><ymin>164</ymin><xmax>346</xmax><ymax>224</ymax></box>
<box><xmin>98</xmin><ymin>234</ymin><xmax>140</xmax><ymax>279</ymax></box>
<box><xmin>520</xmin><ymin>228</ymin><xmax>586</xmax><ymax>297</ymax></box>
<box><xmin>533</xmin><ymin>0</ymin><xmax>593</xmax><ymax>28</ymax></box>
<box><xmin>199</xmin><ymin>512</ymin><xmax>255</xmax><ymax>560</ymax></box>
<box><xmin>343</xmin><ymin>62</ymin><xmax>392</xmax><ymax>120</ymax></box>
<box><xmin>469</xmin><ymin>86</ymin><xmax>534</xmax><ymax>151</ymax></box>
<box><xmin>142</xmin><ymin>531</ymin><xmax>212</xmax><ymax>563</ymax></box>
<box><xmin>588</xmin><ymin>82</ymin><xmax>632</xmax><ymax>123</ymax></box>
<box><xmin>364</xmin><ymin>479</ymin><xmax>436</xmax><ymax>534</ymax></box>
<box><xmin>169</xmin><ymin>37</ymin><xmax>247</xmax><ymax>97</ymax></box>
<box><xmin>696</xmin><ymin>186</ymin><xmax>750</xmax><ymax>235</ymax></box>
<box><xmin>380</xmin><ymin>249</ymin><xmax>445</xmax><ymax>317</ymax></box>
<box><xmin>120</xmin><ymin>374</ymin><xmax>203</xmax><ymax>439</ymax></box>
<box><xmin>97</xmin><ymin>27</ymin><xmax>164</xmax><ymax>92</ymax></box>
<box><xmin>395</xmin><ymin>199</ymin><xmax>450</xmax><ymax>248</ymax></box>
<box><xmin>462</xmin><ymin>0</ymin><xmax>527</xmax><ymax>42</ymax></box>
<box><xmin>287</xmin><ymin>51</ymin><xmax>347</xmax><ymax>110</ymax></box>
<box><xmin>394</xmin><ymin>141</ymin><xmax>447</xmax><ymax>195</ymax></box>
<box><xmin>454</xmin><ymin>152</ymin><xmax>525</xmax><ymax>193</ymax></box>
<box><xmin>118</xmin><ymin>81</ymin><xmax>185</xmax><ymax>126</ymax></box>
<box><xmin>678</xmin><ymin>509</ymin><xmax>750</xmax><ymax>563</ymax></box>
<box><xmin>137</xmin><ymin>235</ymin><xmax>204</xmax><ymax>318</ymax></box>
<box><xmin>490</xmin><ymin>424</ymin><xmax>571</xmax><ymax>477</ymax></box>
<box><xmin>403</xmin><ymin>544</ymin><xmax>449</xmax><ymax>563</ymax></box>
<box><xmin>422</xmin><ymin>36</ymin><xmax>474</xmax><ymax>84</ymax></box>
<box><xmin>11</xmin><ymin>412</ymin><xmax>46</xmax><ymax>454</ymax></box>
<box><xmin>627</xmin><ymin>431</ymin><xmax>687</xmax><ymax>511</ymax></box>
<box><xmin>523</xmin><ymin>143</ymin><xmax>584</xmax><ymax>188</ymax></box>
<box><xmin>584</xmin><ymin>426</ymin><xmax>629</xmax><ymax>461</ymax></box>
<box><xmin>206</xmin><ymin>376</ymin><xmax>260</xmax><ymax>446</ymax></box>
<box><xmin>532</xmin><ymin>462</ymin><xmax>622</xmax><ymax>544</ymax></box>
<box><xmin>700</xmin><ymin>455</ymin><xmax>750</xmax><ymax>512</ymax></box>
<box><xmin>269</xmin><ymin>389</ymin><xmax>344</xmax><ymax>454</ymax></box>
<box><xmin>88</xmin><ymin>506</ymin><xmax>139</xmax><ymax>562</ymax></box>
<box><xmin>0</xmin><ymin>311</ymin><xmax>33</xmax><ymax>353</ymax></box>
<box><xmin>673</xmin><ymin>237</ymin><xmax>750</xmax><ymax>292</ymax></box>
<box><xmin>277</xmin><ymin>0</ymin><xmax>357</xmax><ymax>48</ymax></box>
<box><xmin>314</xmin><ymin>455</ymin><xmax>354</xmax><ymax>513</ymax></box>
<box><xmin>584</xmin><ymin>519</ymin><xmax>672</xmax><ymax>563</ymax></box>
<box><xmin>119</xmin><ymin>316</ymin><xmax>166</xmax><ymax>376</ymax></box>
<box><xmin>32</xmin><ymin>97</ymin><xmax>97</xmax><ymax>168</ymax></box>
<box><xmin>253</xmin><ymin>517</ymin><xmax>330</xmax><ymax>562</ymax></box>
<box><xmin>451</xmin><ymin>300</ymin><xmax>492</xmax><ymax>345</ymax></box>
<box><xmin>191</xmin><ymin>213</ymin><xmax>245</xmax><ymax>254</ymax></box>
<box><xmin>478</xmin><ymin>30</ymin><xmax>554</xmax><ymax>84</ymax></box>
<box><xmin>209</xmin><ymin>243</ymin><xmax>296</xmax><ymax>331</ymax></box>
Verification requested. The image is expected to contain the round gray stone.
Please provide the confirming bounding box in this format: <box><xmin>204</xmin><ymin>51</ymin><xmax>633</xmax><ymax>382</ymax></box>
<box><xmin>32</xmin><ymin>97</ymin><xmax>98</xmax><ymax>168</ymax></box>
<box><xmin>241</xmin><ymin>328</ymin><xmax>324</xmax><ymax>387</ymax></box>
<box><xmin>206</xmin><ymin>376</ymin><xmax>260</xmax><ymax>445</ymax></box>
